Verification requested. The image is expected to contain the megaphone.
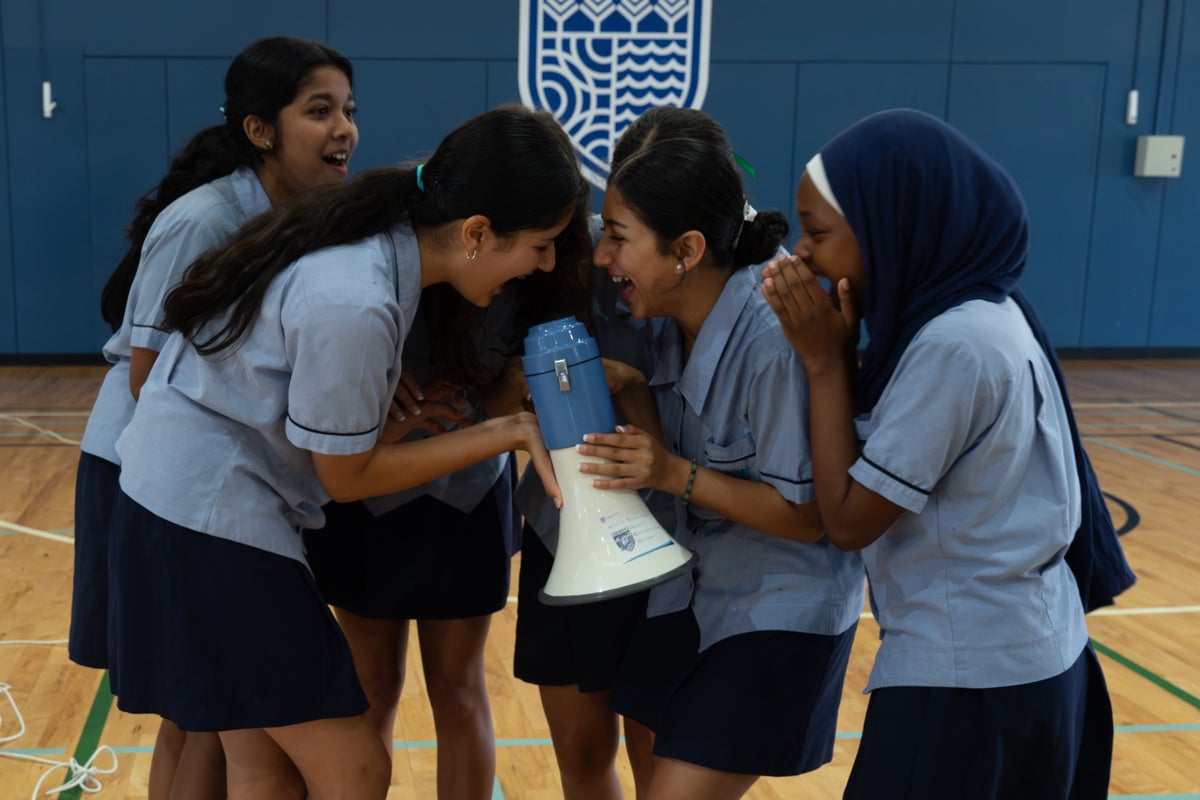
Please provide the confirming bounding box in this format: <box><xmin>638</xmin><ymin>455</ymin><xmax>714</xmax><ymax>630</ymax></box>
<box><xmin>522</xmin><ymin>316</ymin><xmax>698</xmax><ymax>606</ymax></box>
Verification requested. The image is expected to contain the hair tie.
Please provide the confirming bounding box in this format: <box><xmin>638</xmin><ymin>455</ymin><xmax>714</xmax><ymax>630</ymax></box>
<box><xmin>415</xmin><ymin>164</ymin><xmax>426</xmax><ymax>192</ymax></box>
<box><xmin>730</xmin><ymin>199</ymin><xmax>758</xmax><ymax>251</ymax></box>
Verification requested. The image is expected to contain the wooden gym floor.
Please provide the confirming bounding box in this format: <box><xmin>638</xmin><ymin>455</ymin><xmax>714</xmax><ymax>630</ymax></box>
<box><xmin>1</xmin><ymin>360</ymin><xmax>1197</xmax><ymax>798</ymax></box>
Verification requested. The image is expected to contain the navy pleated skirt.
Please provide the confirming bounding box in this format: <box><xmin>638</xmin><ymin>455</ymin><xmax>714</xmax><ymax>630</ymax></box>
<box><xmin>844</xmin><ymin>644</ymin><xmax>1113</xmax><ymax>799</ymax></box>
<box><xmin>69</xmin><ymin>451</ymin><xmax>120</xmax><ymax>669</ymax></box>
<box><xmin>611</xmin><ymin>607</ymin><xmax>856</xmax><ymax>777</ymax></box>
<box><xmin>303</xmin><ymin>466</ymin><xmax>515</xmax><ymax>620</ymax></box>
<box><xmin>107</xmin><ymin>490</ymin><xmax>368</xmax><ymax>731</ymax></box>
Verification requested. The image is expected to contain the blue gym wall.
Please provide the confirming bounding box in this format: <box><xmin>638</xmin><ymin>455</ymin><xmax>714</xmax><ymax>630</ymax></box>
<box><xmin>0</xmin><ymin>0</ymin><xmax>1195</xmax><ymax>355</ymax></box>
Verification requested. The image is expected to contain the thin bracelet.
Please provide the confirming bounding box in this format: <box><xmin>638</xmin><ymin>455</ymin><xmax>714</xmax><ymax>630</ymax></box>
<box><xmin>681</xmin><ymin>459</ymin><xmax>698</xmax><ymax>506</ymax></box>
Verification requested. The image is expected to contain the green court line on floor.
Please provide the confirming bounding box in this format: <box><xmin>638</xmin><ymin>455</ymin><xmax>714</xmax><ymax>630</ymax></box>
<box><xmin>59</xmin><ymin>670</ymin><xmax>114</xmax><ymax>800</ymax></box>
<box><xmin>1085</xmin><ymin>436</ymin><xmax>1200</xmax><ymax>478</ymax></box>
<box><xmin>1092</xmin><ymin>639</ymin><xmax>1200</xmax><ymax>711</ymax></box>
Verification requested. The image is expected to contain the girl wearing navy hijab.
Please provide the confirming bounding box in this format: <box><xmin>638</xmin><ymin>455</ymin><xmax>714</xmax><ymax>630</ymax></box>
<box><xmin>761</xmin><ymin>109</ymin><xmax>1132</xmax><ymax>798</ymax></box>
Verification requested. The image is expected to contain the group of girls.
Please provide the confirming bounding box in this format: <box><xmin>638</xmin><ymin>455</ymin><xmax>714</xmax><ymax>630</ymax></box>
<box><xmin>71</xmin><ymin>32</ymin><xmax>1133</xmax><ymax>800</ymax></box>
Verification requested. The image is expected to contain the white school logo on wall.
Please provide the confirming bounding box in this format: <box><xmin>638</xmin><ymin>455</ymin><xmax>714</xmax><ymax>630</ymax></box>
<box><xmin>519</xmin><ymin>0</ymin><xmax>712</xmax><ymax>188</ymax></box>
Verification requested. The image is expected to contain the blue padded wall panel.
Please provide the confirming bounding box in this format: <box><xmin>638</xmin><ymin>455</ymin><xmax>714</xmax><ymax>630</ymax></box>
<box><xmin>331</xmin><ymin>2</ymin><xmax>517</xmax><ymax>60</ymax></box>
<box><xmin>484</xmin><ymin>58</ymin><xmax>616</xmax><ymax>208</ymax></box>
<box><xmin>4</xmin><ymin>4</ymin><xmax>92</xmax><ymax>352</ymax></box>
<box><xmin>44</xmin><ymin>0</ymin><xmax>326</xmax><ymax>57</ymax></box>
<box><xmin>950</xmin><ymin>64</ymin><xmax>1107</xmax><ymax>347</ymax></box>
<box><xmin>710</xmin><ymin>0</ymin><xmax>953</xmax><ymax>62</ymax></box>
<box><xmin>703</xmin><ymin>63</ymin><xmax>798</xmax><ymax>223</ymax></box>
<box><xmin>348</xmin><ymin>60</ymin><xmax>489</xmax><ymax>173</ymax></box>
<box><xmin>1149</xmin><ymin>2</ymin><xmax>1200</xmax><ymax>346</ymax></box>
<box><xmin>954</xmin><ymin>0</ymin><xmax>1139</xmax><ymax>62</ymax></box>
<box><xmin>487</xmin><ymin>60</ymin><xmax>523</xmax><ymax>109</ymax></box>
<box><xmin>791</xmin><ymin>63</ymin><xmax>948</xmax><ymax>218</ymax></box>
<box><xmin>85</xmin><ymin>58</ymin><xmax>172</xmax><ymax>351</ymax></box>
<box><xmin>1079</xmin><ymin>0</ymin><xmax>1167</xmax><ymax>347</ymax></box>
<box><xmin>0</xmin><ymin>12</ymin><xmax>14</xmax><ymax>352</ymax></box>
<box><xmin>166</xmin><ymin>59</ymin><xmax>232</xmax><ymax>156</ymax></box>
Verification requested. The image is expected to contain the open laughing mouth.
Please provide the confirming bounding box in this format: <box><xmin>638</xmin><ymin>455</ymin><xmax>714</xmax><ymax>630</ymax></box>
<box><xmin>323</xmin><ymin>152</ymin><xmax>349</xmax><ymax>169</ymax></box>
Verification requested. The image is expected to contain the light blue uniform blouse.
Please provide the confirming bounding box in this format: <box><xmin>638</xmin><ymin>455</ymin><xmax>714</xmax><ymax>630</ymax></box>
<box><xmin>645</xmin><ymin>268</ymin><xmax>865</xmax><ymax>651</ymax></box>
<box><xmin>850</xmin><ymin>298</ymin><xmax>1089</xmax><ymax>691</ymax></box>
<box><xmin>81</xmin><ymin>167</ymin><xmax>271</xmax><ymax>464</ymax></box>
<box><xmin>116</xmin><ymin>224</ymin><xmax>422</xmax><ymax>565</ymax></box>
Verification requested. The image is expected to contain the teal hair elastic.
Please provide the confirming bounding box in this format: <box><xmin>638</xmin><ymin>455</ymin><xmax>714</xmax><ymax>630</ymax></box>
<box><xmin>416</xmin><ymin>163</ymin><xmax>426</xmax><ymax>192</ymax></box>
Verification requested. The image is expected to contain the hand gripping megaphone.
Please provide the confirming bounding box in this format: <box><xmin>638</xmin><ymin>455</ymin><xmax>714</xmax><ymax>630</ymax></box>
<box><xmin>522</xmin><ymin>316</ymin><xmax>698</xmax><ymax>605</ymax></box>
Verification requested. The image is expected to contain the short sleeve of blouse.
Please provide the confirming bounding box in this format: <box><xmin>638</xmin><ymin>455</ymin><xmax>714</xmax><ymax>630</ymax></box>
<box><xmin>849</xmin><ymin>330</ymin><xmax>1000</xmax><ymax>513</ymax></box>
<box><xmin>129</xmin><ymin>209</ymin><xmax>237</xmax><ymax>352</ymax></box>
<box><xmin>283</xmin><ymin>288</ymin><xmax>401</xmax><ymax>456</ymax></box>
<box><xmin>747</xmin><ymin>348</ymin><xmax>815</xmax><ymax>504</ymax></box>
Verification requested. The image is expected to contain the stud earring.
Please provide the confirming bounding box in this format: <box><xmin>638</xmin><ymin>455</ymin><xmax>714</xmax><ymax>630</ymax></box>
<box><xmin>675</xmin><ymin>262</ymin><xmax>684</xmax><ymax>273</ymax></box>
<box><xmin>263</xmin><ymin>140</ymin><xmax>272</xmax><ymax>150</ymax></box>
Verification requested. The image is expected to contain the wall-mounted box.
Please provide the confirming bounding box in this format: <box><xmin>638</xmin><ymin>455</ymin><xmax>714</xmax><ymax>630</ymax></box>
<box><xmin>1134</xmin><ymin>135</ymin><xmax>1185</xmax><ymax>177</ymax></box>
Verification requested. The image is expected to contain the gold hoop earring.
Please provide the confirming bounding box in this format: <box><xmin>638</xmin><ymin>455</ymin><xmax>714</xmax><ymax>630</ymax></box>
<box><xmin>466</xmin><ymin>249</ymin><xmax>478</xmax><ymax>261</ymax></box>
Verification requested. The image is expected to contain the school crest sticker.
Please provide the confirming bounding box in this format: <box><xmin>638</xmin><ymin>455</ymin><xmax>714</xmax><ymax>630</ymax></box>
<box><xmin>519</xmin><ymin>0</ymin><xmax>713</xmax><ymax>188</ymax></box>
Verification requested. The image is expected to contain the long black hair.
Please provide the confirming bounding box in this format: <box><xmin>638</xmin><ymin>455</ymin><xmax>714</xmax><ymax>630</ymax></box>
<box><xmin>164</xmin><ymin>105</ymin><xmax>591</xmax><ymax>357</ymax></box>
<box><xmin>99</xmin><ymin>36</ymin><xmax>353</xmax><ymax>330</ymax></box>
<box><xmin>609</xmin><ymin>106</ymin><xmax>787</xmax><ymax>269</ymax></box>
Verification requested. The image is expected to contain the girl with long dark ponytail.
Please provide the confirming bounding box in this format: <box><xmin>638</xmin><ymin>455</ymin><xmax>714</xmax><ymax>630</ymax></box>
<box><xmin>73</xmin><ymin>35</ymin><xmax>356</xmax><ymax>800</ymax></box>
<box><xmin>108</xmin><ymin>105</ymin><xmax>590</xmax><ymax>797</ymax></box>
<box><xmin>560</xmin><ymin>106</ymin><xmax>864</xmax><ymax>798</ymax></box>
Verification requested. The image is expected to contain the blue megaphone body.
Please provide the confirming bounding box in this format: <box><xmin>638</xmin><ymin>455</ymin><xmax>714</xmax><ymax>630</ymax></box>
<box><xmin>522</xmin><ymin>316</ymin><xmax>697</xmax><ymax>605</ymax></box>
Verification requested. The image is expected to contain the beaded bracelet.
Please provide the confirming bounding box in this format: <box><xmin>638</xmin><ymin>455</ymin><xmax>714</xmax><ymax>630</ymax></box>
<box><xmin>681</xmin><ymin>458</ymin><xmax>698</xmax><ymax>506</ymax></box>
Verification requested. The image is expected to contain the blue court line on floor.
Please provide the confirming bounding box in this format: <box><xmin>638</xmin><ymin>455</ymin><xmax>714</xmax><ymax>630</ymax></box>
<box><xmin>0</xmin><ymin>443</ymin><xmax>77</xmax><ymax>448</ymax></box>
<box><xmin>1085</xmin><ymin>437</ymin><xmax>1200</xmax><ymax>478</ymax></box>
<box><xmin>97</xmin><ymin>750</ymin><xmax>506</xmax><ymax>799</ymax></box>
<box><xmin>1115</xmin><ymin>723</ymin><xmax>1200</xmax><ymax>732</ymax></box>
<box><xmin>0</xmin><ymin>747</ymin><xmax>67</xmax><ymax>755</ymax></box>
<box><xmin>101</xmin><ymin>722</ymin><xmax>1200</xmax><ymax>756</ymax></box>
<box><xmin>0</xmin><ymin>527</ymin><xmax>73</xmax><ymax>537</ymax></box>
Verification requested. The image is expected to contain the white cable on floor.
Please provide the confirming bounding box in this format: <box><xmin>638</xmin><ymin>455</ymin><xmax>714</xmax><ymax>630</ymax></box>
<box><xmin>0</xmin><ymin>413</ymin><xmax>81</xmax><ymax>446</ymax></box>
<box><xmin>1</xmin><ymin>674</ymin><xmax>116</xmax><ymax>798</ymax></box>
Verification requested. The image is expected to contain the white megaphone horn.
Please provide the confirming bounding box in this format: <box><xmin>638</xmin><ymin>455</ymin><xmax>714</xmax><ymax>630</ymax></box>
<box><xmin>523</xmin><ymin>316</ymin><xmax>697</xmax><ymax>606</ymax></box>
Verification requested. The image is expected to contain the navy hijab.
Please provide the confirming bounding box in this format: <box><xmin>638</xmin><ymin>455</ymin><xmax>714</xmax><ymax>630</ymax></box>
<box><xmin>819</xmin><ymin>109</ymin><xmax>1134</xmax><ymax>611</ymax></box>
